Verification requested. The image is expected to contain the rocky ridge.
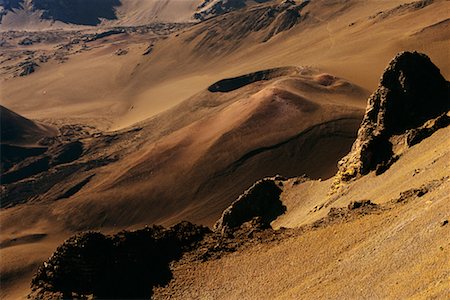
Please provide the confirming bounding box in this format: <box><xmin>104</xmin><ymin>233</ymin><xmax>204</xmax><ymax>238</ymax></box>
<box><xmin>30</xmin><ymin>222</ymin><xmax>210</xmax><ymax>299</ymax></box>
<box><xmin>333</xmin><ymin>51</ymin><xmax>449</xmax><ymax>188</ymax></box>
<box><xmin>214</xmin><ymin>177</ymin><xmax>286</xmax><ymax>234</ymax></box>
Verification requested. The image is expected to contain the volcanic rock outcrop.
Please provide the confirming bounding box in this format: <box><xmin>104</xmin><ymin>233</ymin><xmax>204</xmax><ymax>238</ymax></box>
<box><xmin>335</xmin><ymin>51</ymin><xmax>450</xmax><ymax>183</ymax></box>
<box><xmin>194</xmin><ymin>0</ymin><xmax>271</xmax><ymax>21</ymax></box>
<box><xmin>214</xmin><ymin>177</ymin><xmax>286</xmax><ymax>234</ymax></box>
<box><xmin>30</xmin><ymin>222</ymin><xmax>210</xmax><ymax>299</ymax></box>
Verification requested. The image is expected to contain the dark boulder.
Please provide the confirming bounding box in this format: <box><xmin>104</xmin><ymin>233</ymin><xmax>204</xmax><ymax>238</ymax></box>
<box><xmin>18</xmin><ymin>61</ymin><xmax>38</xmax><ymax>76</ymax></box>
<box><xmin>30</xmin><ymin>222</ymin><xmax>210</xmax><ymax>299</ymax></box>
<box><xmin>214</xmin><ymin>178</ymin><xmax>286</xmax><ymax>234</ymax></box>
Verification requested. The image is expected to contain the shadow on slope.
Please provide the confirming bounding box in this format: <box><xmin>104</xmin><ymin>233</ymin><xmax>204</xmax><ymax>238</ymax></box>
<box><xmin>32</xmin><ymin>0</ymin><xmax>121</xmax><ymax>26</ymax></box>
<box><xmin>208</xmin><ymin>66</ymin><xmax>301</xmax><ymax>92</ymax></box>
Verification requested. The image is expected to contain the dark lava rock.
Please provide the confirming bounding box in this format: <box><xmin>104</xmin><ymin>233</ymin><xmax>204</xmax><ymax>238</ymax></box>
<box><xmin>262</xmin><ymin>1</ymin><xmax>307</xmax><ymax>42</ymax></box>
<box><xmin>18</xmin><ymin>37</ymin><xmax>33</xmax><ymax>45</ymax></box>
<box><xmin>30</xmin><ymin>222</ymin><xmax>210</xmax><ymax>299</ymax></box>
<box><xmin>0</xmin><ymin>156</ymin><xmax>50</xmax><ymax>185</ymax></box>
<box><xmin>406</xmin><ymin>111</ymin><xmax>450</xmax><ymax>147</ymax></box>
<box><xmin>214</xmin><ymin>178</ymin><xmax>286</xmax><ymax>234</ymax></box>
<box><xmin>194</xmin><ymin>0</ymin><xmax>258</xmax><ymax>21</ymax></box>
<box><xmin>336</xmin><ymin>51</ymin><xmax>450</xmax><ymax>182</ymax></box>
<box><xmin>0</xmin><ymin>141</ymin><xmax>83</xmax><ymax>186</ymax></box>
<box><xmin>50</xmin><ymin>141</ymin><xmax>83</xmax><ymax>166</ymax></box>
<box><xmin>143</xmin><ymin>44</ymin><xmax>153</xmax><ymax>56</ymax></box>
<box><xmin>85</xmin><ymin>28</ymin><xmax>125</xmax><ymax>42</ymax></box>
<box><xmin>18</xmin><ymin>61</ymin><xmax>38</xmax><ymax>76</ymax></box>
<box><xmin>0</xmin><ymin>144</ymin><xmax>47</xmax><ymax>174</ymax></box>
<box><xmin>190</xmin><ymin>0</ymin><xmax>309</xmax><ymax>53</ymax></box>
<box><xmin>115</xmin><ymin>48</ymin><xmax>128</xmax><ymax>56</ymax></box>
<box><xmin>347</xmin><ymin>200</ymin><xmax>377</xmax><ymax>210</ymax></box>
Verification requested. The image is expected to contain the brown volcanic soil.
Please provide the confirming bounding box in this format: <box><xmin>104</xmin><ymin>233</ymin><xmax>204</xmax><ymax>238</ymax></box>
<box><xmin>0</xmin><ymin>67</ymin><xmax>367</xmax><ymax>225</ymax></box>
<box><xmin>152</xmin><ymin>126</ymin><xmax>450</xmax><ymax>300</ymax></box>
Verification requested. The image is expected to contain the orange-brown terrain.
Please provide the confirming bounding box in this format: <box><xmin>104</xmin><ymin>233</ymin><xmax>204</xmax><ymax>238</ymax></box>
<box><xmin>0</xmin><ymin>0</ymin><xmax>449</xmax><ymax>299</ymax></box>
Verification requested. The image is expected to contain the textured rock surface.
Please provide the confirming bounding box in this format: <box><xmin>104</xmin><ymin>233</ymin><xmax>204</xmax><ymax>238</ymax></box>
<box><xmin>214</xmin><ymin>177</ymin><xmax>285</xmax><ymax>233</ymax></box>
<box><xmin>335</xmin><ymin>51</ymin><xmax>449</xmax><ymax>183</ymax></box>
<box><xmin>30</xmin><ymin>222</ymin><xmax>210</xmax><ymax>299</ymax></box>
<box><xmin>194</xmin><ymin>0</ymin><xmax>271</xmax><ymax>21</ymax></box>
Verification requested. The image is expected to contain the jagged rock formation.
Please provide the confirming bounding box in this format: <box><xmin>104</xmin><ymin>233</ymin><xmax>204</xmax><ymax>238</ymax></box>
<box><xmin>30</xmin><ymin>222</ymin><xmax>210</xmax><ymax>299</ymax></box>
<box><xmin>335</xmin><ymin>51</ymin><xmax>450</xmax><ymax>184</ymax></box>
<box><xmin>214</xmin><ymin>177</ymin><xmax>286</xmax><ymax>234</ymax></box>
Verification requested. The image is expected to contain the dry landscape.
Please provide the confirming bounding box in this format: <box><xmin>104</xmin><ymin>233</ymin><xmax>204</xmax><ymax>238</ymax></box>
<box><xmin>0</xmin><ymin>0</ymin><xmax>449</xmax><ymax>299</ymax></box>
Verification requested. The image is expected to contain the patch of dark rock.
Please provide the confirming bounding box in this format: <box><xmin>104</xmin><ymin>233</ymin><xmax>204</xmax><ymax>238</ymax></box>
<box><xmin>208</xmin><ymin>66</ymin><xmax>299</xmax><ymax>92</ymax></box>
<box><xmin>0</xmin><ymin>157</ymin><xmax>116</xmax><ymax>209</ymax></box>
<box><xmin>406</xmin><ymin>112</ymin><xmax>450</xmax><ymax>147</ymax></box>
<box><xmin>390</xmin><ymin>177</ymin><xmax>449</xmax><ymax>204</ymax></box>
<box><xmin>18</xmin><ymin>37</ymin><xmax>33</xmax><ymax>45</ymax></box>
<box><xmin>0</xmin><ymin>144</ymin><xmax>47</xmax><ymax>173</ymax></box>
<box><xmin>84</xmin><ymin>28</ymin><xmax>125</xmax><ymax>42</ymax></box>
<box><xmin>18</xmin><ymin>60</ymin><xmax>38</xmax><ymax>76</ymax></box>
<box><xmin>393</xmin><ymin>187</ymin><xmax>429</xmax><ymax>203</ymax></box>
<box><xmin>361</xmin><ymin>134</ymin><xmax>395</xmax><ymax>175</ymax></box>
<box><xmin>214</xmin><ymin>178</ymin><xmax>285</xmax><ymax>234</ymax></box>
<box><xmin>370</xmin><ymin>0</ymin><xmax>434</xmax><ymax>20</ymax></box>
<box><xmin>190</xmin><ymin>1</ymin><xmax>309</xmax><ymax>52</ymax></box>
<box><xmin>194</xmin><ymin>0</ymin><xmax>259</xmax><ymax>21</ymax></box>
<box><xmin>56</xmin><ymin>174</ymin><xmax>94</xmax><ymax>200</ymax></box>
<box><xmin>143</xmin><ymin>44</ymin><xmax>153</xmax><ymax>55</ymax></box>
<box><xmin>311</xmin><ymin>200</ymin><xmax>379</xmax><ymax>228</ymax></box>
<box><xmin>336</xmin><ymin>51</ymin><xmax>450</xmax><ymax>182</ymax></box>
<box><xmin>188</xmin><ymin>219</ymin><xmax>288</xmax><ymax>263</ymax></box>
<box><xmin>441</xmin><ymin>220</ymin><xmax>448</xmax><ymax>227</ymax></box>
<box><xmin>1</xmin><ymin>156</ymin><xmax>50</xmax><ymax>185</ymax></box>
<box><xmin>0</xmin><ymin>233</ymin><xmax>47</xmax><ymax>249</ymax></box>
<box><xmin>262</xmin><ymin>5</ymin><xmax>305</xmax><ymax>42</ymax></box>
<box><xmin>50</xmin><ymin>141</ymin><xmax>83</xmax><ymax>166</ymax></box>
<box><xmin>115</xmin><ymin>48</ymin><xmax>128</xmax><ymax>56</ymax></box>
<box><xmin>347</xmin><ymin>200</ymin><xmax>377</xmax><ymax>210</ymax></box>
<box><xmin>292</xmin><ymin>175</ymin><xmax>309</xmax><ymax>185</ymax></box>
<box><xmin>375</xmin><ymin>155</ymin><xmax>399</xmax><ymax>175</ymax></box>
<box><xmin>30</xmin><ymin>222</ymin><xmax>210</xmax><ymax>299</ymax></box>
